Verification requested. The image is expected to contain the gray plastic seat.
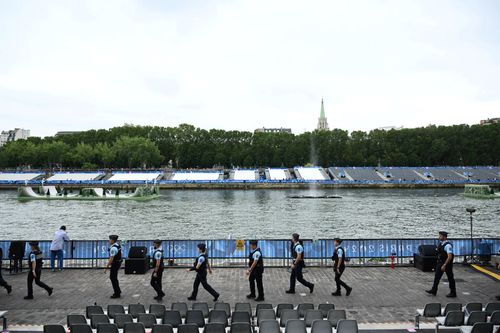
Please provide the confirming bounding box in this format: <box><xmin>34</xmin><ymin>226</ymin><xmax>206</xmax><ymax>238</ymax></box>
<box><xmin>285</xmin><ymin>319</ymin><xmax>306</xmax><ymax>333</ymax></box>
<box><xmin>460</xmin><ymin>322</ymin><xmax>494</xmax><ymax>333</ymax></box>
<box><xmin>91</xmin><ymin>314</ymin><xmax>110</xmax><ymax>329</ymax></box>
<box><xmin>67</xmin><ymin>315</ymin><xmax>87</xmax><ymax>327</ymax></box>
<box><xmin>137</xmin><ymin>313</ymin><xmax>157</xmax><ymax>328</ymax></box>
<box><xmin>276</xmin><ymin>304</ymin><xmax>294</xmax><ymax>318</ymax></box>
<box><xmin>436</xmin><ymin>311</ymin><xmax>465</xmax><ymax>328</ymax></box>
<box><xmin>318</xmin><ymin>304</ymin><xmax>335</xmax><ymax>318</ymax></box>
<box><xmin>128</xmin><ymin>304</ymin><xmax>146</xmax><ymax>318</ymax></box>
<box><xmin>235</xmin><ymin>303</ymin><xmax>252</xmax><ymax>317</ymax></box>
<box><xmin>114</xmin><ymin>314</ymin><xmax>134</xmax><ymax>329</ymax></box>
<box><xmin>204</xmin><ymin>322</ymin><xmax>226</xmax><ymax>333</ymax></box>
<box><xmin>443</xmin><ymin>303</ymin><xmax>462</xmax><ymax>316</ymax></box>
<box><xmin>336</xmin><ymin>320</ymin><xmax>358</xmax><ymax>333</ymax></box>
<box><xmin>255</xmin><ymin>303</ymin><xmax>273</xmax><ymax>317</ymax></box>
<box><xmin>149</xmin><ymin>304</ymin><xmax>166</xmax><ymax>318</ymax></box>
<box><xmin>230</xmin><ymin>322</ymin><xmax>252</xmax><ymax>333</ymax></box>
<box><xmin>327</xmin><ymin>310</ymin><xmax>346</xmax><ymax>328</ymax></box>
<box><xmin>172</xmin><ymin>302</ymin><xmax>189</xmax><ymax>318</ymax></box>
<box><xmin>484</xmin><ymin>303</ymin><xmax>500</xmax><ymax>316</ymax></box>
<box><xmin>280</xmin><ymin>309</ymin><xmax>299</xmax><ymax>327</ymax></box>
<box><xmin>86</xmin><ymin>305</ymin><xmax>105</xmax><ymax>319</ymax></box>
<box><xmin>418</xmin><ymin>303</ymin><xmax>442</xmax><ymax>317</ymax></box>
<box><xmin>215</xmin><ymin>303</ymin><xmax>232</xmax><ymax>317</ymax></box>
<box><xmin>465</xmin><ymin>303</ymin><xmax>483</xmax><ymax>316</ymax></box>
<box><xmin>466</xmin><ymin>311</ymin><xmax>487</xmax><ymax>326</ymax></box>
<box><xmin>489</xmin><ymin>311</ymin><xmax>500</xmax><ymax>325</ymax></box>
<box><xmin>186</xmin><ymin>310</ymin><xmax>205</xmax><ymax>327</ymax></box>
<box><xmin>259</xmin><ymin>320</ymin><xmax>280</xmax><ymax>333</ymax></box>
<box><xmin>232</xmin><ymin>311</ymin><xmax>251</xmax><ymax>324</ymax></box>
<box><xmin>193</xmin><ymin>302</ymin><xmax>210</xmax><ymax>318</ymax></box>
<box><xmin>44</xmin><ymin>325</ymin><xmax>66</xmax><ymax>333</ymax></box>
<box><xmin>107</xmin><ymin>305</ymin><xmax>126</xmax><ymax>319</ymax></box>
<box><xmin>97</xmin><ymin>323</ymin><xmax>119</xmax><ymax>333</ymax></box>
<box><xmin>124</xmin><ymin>323</ymin><xmax>145</xmax><ymax>333</ymax></box>
<box><xmin>257</xmin><ymin>309</ymin><xmax>276</xmax><ymax>326</ymax></box>
<box><xmin>311</xmin><ymin>320</ymin><xmax>333</xmax><ymax>333</ymax></box>
<box><xmin>305</xmin><ymin>310</ymin><xmax>324</xmax><ymax>327</ymax></box>
<box><xmin>178</xmin><ymin>324</ymin><xmax>200</xmax><ymax>333</ymax></box>
<box><xmin>209</xmin><ymin>310</ymin><xmax>228</xmax><ymax>326</ymax></box>
<box><xmin>297</xmin><ymin>304</ymin><xmax>314</xmax><ymax>318</ymax></box>
<box><xmin>70</xmin><ymin>324</ymin><xmax>93</xmax><ymax>333</ymax></box>
<box><xmin>163</xmin><ymin>310</ymin><xmax>182</xmax><ymax>328</ymax></box>
<box><xmin>152</xmin><ymin>324</ymin><xmax>174</xmax><ymax>333</ymax></box>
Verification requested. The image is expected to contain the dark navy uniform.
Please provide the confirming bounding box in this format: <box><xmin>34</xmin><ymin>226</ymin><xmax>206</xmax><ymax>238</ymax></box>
<box><xmin>0</xmin><ymin>248</ymin><xmax>12</xmax><ymax>294</ymax></box>
<box><xmin>109</xmin><ymin>243</ymin><xmax>122</xmax><ymax>296</ymax></box>
<box><xmin>150</xmin><ymin>247</ymin><xmax>165</xmax><ymax>298</ymax></box>
<box><xmin>430</xmin><ymin>240</ymin><xmax>456</xmax><ymax>295</ymax></box>
<box><xmin>26</xmin><ymin>247</ymin><xmax>52</xmax><ymax>298</ymax></box>
<box><xmin>248</xmin><ymin>247</ymin><xmax>264</xmax><ymax>299</ymax></box>
<box><xmin>189</xmin><ymin>252</ymin><xmax>219</xmax><ymax>300</ymax></box>
<box><xmin>288</xmin><ymin>242</ymin><xmax>314</xmax><ymax>293</ymax></box>
<box><xmin>332</xmin><ymin>245</ymin><xmax>351</xmax><ymax>295</ymax></box>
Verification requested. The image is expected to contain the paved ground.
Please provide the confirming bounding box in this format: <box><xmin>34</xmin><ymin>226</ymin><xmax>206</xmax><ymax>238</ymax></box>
<box><xmin>0</xmin><ymin>265</ymin><xmax>497</xmax><ymax>327</ymax></box>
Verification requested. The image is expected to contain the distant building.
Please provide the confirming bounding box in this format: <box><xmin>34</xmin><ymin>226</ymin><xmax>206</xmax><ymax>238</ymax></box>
<box><xmin>316</xmin><ymin>98</ymin><xmax>329</xmax><ymax>131</ymax></box>
<box><xmin>55</xmin><ymin>131</ymin><xmax>82</xmax><ymax>137</ymax></box>
<box><xmin>254</xmin><ymin>127</ymin><xmax>292</xmax><ymax>133</ymax></box>
<box><xmin>0</xmin><ymin>128</ymin><xmax>30</xmax><ymax>147</ymax></box>
<box><xmin>375</xmin><ymin>126</ymin><xmax>404</xmax><ymax>131</ymax></box>
<box><xmin>480</xmin><ymin>118</ymin><xmax>500</xmax><ymax>125</ymax></box>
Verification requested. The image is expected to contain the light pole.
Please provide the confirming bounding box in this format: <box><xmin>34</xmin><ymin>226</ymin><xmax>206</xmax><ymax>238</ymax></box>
<box><xmin>466</xmin><ymin>207</ymin><xmax>476</xmax><ymax>263</ymax></box>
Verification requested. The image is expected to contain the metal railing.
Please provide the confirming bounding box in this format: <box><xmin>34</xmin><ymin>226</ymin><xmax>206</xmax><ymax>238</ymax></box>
<box><xmin>1</xmin><ymin>238</ymin><xmax>498</xmax><ymax>269</ymax></box>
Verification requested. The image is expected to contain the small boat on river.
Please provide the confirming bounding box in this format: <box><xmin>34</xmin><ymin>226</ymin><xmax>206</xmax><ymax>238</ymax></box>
<box><xmin>17</xmin><ymin>185</ymin><xmax>160</xmax><ymax>201</ymax></box>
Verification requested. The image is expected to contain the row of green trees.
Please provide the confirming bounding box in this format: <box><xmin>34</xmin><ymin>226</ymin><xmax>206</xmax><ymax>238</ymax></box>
<box><xmin>0</xmin><ymin>123</ymin><xmax>498</xmax><ymax>169</ymax></box>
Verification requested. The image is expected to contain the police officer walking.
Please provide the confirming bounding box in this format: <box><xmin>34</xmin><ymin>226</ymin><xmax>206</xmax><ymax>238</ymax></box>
<box><xmin>24</xmin><ymin>241</ymin><xmax>53</xmax><ymax>299</ymax></box>
<box><xmin>286</xmin><ymin>233</ymin><xmax>314</xmax><ymax>294</ymax></box>
<box><xmin>187</xmin><ymin>243</ymin><xmax>220</xmax><ymax>301</ymax></box>
<box><xmin>426</xmin><ymin>231</ymin><xmax>457</xmax><ymax>298</ymax></box>
<box><xmin>105</xmin><ymin>235</ymin><xmax>122</xmax><ymax>299</ymax></box>
<box><xmin>331</xmin><ymin>238</ymin><xmax>352</xmax><ymax>296</ymax></box>
<box><xmin>0</xmin><ymin>247</ymin><xmax>12</xmax><ymax>295</ymax></box>
<box><xmin>151</xmin><ymin>239</ymin><xmax>165</xmax><ymax>301</ymax></box>
<box><xmin>246</xmin><ymin>240</ymin><xmax>264</xmax><ymax>301</ymax></box>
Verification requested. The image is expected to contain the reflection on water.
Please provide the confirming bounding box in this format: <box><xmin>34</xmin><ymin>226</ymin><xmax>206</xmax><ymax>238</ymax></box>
<box><xmin>0</xmin><ymin>188</ymin><xmax>498</xmax><ymax>240</ymax></box>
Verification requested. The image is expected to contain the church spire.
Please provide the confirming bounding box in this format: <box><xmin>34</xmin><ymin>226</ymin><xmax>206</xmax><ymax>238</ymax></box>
<box><xmin>317</xmin><ymin>98</ymin><xmax>329</xmax><ymax>131</ymax></box>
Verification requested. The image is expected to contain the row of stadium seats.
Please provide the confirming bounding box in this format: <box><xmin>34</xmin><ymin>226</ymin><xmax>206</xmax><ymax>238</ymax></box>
<box><xmin>415</xmin><ymin>302</ymin><xmax>500</xmax><ymax>333</ymax></box>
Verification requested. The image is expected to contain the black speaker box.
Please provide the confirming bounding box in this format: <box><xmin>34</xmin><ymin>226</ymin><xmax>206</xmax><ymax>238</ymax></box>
<box><xmin>128</xmin><ymin>246</ymin><xmax>147</xmax><ymax>259</ymax></box>
<box><xmin>413</xmin><ymin>253</ymin><xmax>437</xmax><ymax>272</ymax></box>
<box><xmin>418</xmin><ymin>245</ymin><xmax>437</xmax><ymax>256</ymax></box>
<box><xmin>125</xmin><ymin>258</ymin><xmax>150</xmax><ymax>274</ymax></box>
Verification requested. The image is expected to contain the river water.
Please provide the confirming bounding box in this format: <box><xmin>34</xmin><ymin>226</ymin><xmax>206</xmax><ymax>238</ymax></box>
<box><xmin>0</xmin><ymin>188</ymin><xmax>498</xmax><ymax>240</ymax></box>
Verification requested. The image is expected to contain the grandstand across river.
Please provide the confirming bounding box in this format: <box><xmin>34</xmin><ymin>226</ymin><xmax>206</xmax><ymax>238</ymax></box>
<box><xmin>0</xmin><ymin>166</ymin><xmax>498</xmax><ymax>188</ymax></box>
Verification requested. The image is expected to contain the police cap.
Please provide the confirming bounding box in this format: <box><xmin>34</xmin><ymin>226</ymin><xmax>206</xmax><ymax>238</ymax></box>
<box><xmin>109</xmin><ymin>235</ymin><xmax>119</xmax><ymax>241</ymax></box>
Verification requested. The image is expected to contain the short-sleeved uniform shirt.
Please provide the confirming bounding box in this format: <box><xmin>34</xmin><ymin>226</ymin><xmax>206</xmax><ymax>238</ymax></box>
<box><xmin>443</xmin><ymin>242</ymin><xmax>453</xmax><ymax>254</ymax></box>
<box><xmin>109</xmin><ymin>246</ymin><xmax>119</xmax><ymax>257</ymax></box>
<box><xmin>252</xmin><ymin>250</ymin><xmax>261</xmax><ymax>261</ymax></box>
<box><xmin>294</xmin><ymin>244</ymin><xmax>304</xmax><ymax>255</ymax></box>
<box><xmin>30</xmin><ymin>253</ymin><xmax>36</xmax><ymax>263</ymax></box>
<box><xmin>154</xmin><ymin>248</ymin><xmax>163</xmax><ymax>260</ymax></box>
<box><xmin>336</xmin><ymin>247</ymin><xmax>344</xmax><ymax>257</ymax></box>
<box><xmin>197</xmin><ymin>255</ymin><xmax>206</xmax><ymax>265</ymax></box>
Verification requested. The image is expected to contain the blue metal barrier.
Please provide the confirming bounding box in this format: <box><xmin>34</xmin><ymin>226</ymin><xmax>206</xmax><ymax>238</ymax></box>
<box><xmin>1</xmin><ymin>238</ymin><xmax>498</xmax><ymax>268</ymax></box>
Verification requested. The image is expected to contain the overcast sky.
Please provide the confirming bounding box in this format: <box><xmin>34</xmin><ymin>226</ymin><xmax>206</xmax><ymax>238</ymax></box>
<box><xmin>0</xmin><ymin>0</ymin><xmax>499</xmax><ymax>137</ymax></box>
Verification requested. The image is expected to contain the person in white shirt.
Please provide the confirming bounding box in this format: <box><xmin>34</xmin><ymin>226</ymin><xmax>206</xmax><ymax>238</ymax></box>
<box><xmin>49</xmin><ymin>226</ymin><xmax>70</xmax><ymax>271</ymax></box>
